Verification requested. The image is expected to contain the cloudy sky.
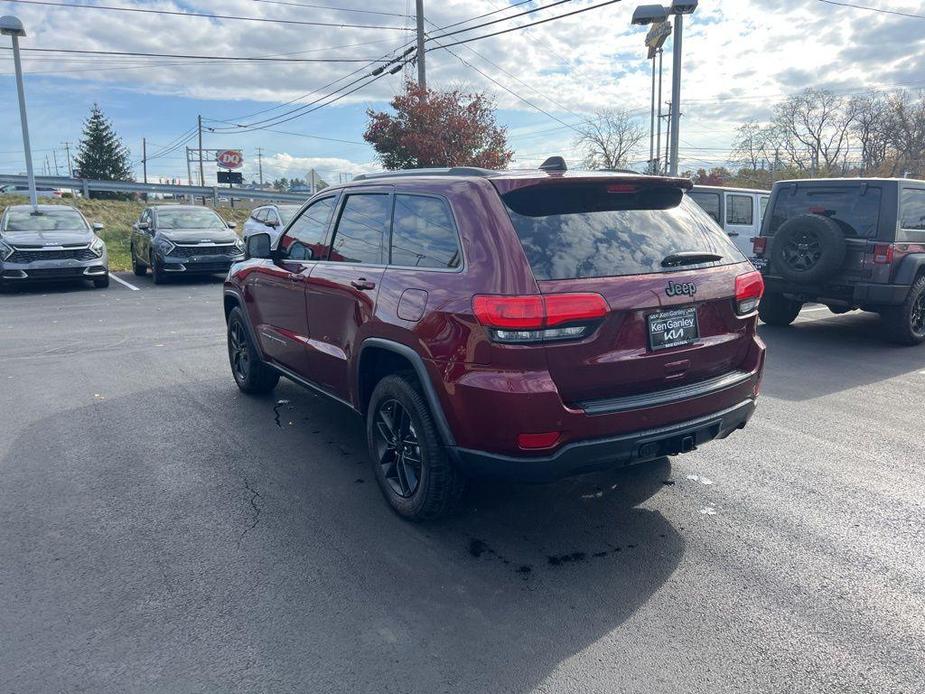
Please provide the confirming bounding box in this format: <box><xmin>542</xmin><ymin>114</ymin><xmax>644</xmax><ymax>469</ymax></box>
<box><xmin>0</xmin><ymin>0</ymin><xmax>922</xmax><ymax>185</ymax></box>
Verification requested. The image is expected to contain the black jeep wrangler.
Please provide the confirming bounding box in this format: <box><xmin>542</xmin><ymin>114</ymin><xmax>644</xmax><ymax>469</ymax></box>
<box><xmin>752</xmin><ymin>177</ymin><xmax>925</xmax><ymax>345</ymax></box>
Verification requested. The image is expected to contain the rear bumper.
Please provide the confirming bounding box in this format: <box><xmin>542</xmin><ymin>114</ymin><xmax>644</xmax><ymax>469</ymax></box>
<box><xmin>451</xmin><ymin>398</ymin><xmax>756</xmax><ymax>482</ymax></box>
<box><xmin>763</xmin><ymin>275</ymin><xmax>909</xmax><ymax>306</ymax></box>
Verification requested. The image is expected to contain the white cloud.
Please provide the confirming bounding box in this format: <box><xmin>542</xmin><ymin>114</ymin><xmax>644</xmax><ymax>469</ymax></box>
<box><xmin>4</xmin><ymin>0</ymin><xmax>925</xmax><ymax>174</ymax></box>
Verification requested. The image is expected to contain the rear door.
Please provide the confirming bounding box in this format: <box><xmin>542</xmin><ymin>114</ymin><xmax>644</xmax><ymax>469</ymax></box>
<box><xmin>305</xmin><ymin>189</ymin><xmax>391</xmax><ymax>398</ymax></box>
<box><xmin>497</xmin><ymin>178</ymin><xmax>754</xmax><ymax>406</ymax></box>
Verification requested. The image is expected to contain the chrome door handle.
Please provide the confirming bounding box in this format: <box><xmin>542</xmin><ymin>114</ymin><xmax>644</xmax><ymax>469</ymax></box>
<box><xmin>287</xmin><ymin>272</ymin><xmax>301</xmax><ymax>281</ymax></box>
<box><xmin>350</xmin><ymin>278</ymin><xmax>376</xmax><ymax>291</ymax></box>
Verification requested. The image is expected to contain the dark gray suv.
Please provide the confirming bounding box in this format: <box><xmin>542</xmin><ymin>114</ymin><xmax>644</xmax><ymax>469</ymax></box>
<box><xmin>0</xmin><ymin>204</ymin><xmax>109</xmax><ymax>288</ymax></box>
<box><xmin>753</xmin><ymin>177</ymin><xmax>925</xmax><ymax>344</ymax></box>
<box><xmin>130</xmin><ymin>205</ymin><xmax>243</xmax><ymax>284</ymax></box>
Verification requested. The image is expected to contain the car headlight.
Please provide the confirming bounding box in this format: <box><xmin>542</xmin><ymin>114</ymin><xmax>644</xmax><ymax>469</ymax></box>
<box><xmin>90</xmin><ymin>236</ymin><xmax>105</xmax><ymax>258</ymax></box>
<box><xmin>0</xmin><ymin>239</ymin><xmax>13</xmax><ymax>261</ymax></box>
<box><xmin>155</xmin><ymin>237</ymin><xmax>176</xmax><ymax>256</ymax></box>
<box><xmin>233</xmin><ymin>238</ymin><xmax>245</xmax><ymax>255</ymax></box>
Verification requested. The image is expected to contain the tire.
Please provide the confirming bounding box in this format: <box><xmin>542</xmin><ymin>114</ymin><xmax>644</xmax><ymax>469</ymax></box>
<box><xmin>150</xmin><ymin>251</ymin><xmax>165</xmax><ymax>285</ymax></box>
<box><xmin>759</xmin><ymin>292</ymin><xmax>802</xmax><ymax>326</ymax></box>
<box><xmin>770</xmin><ymin>214</ymin><xmax>846</xmax><ymax>284</ymax></box>
<box><xmin>131</xmin><ymin>244</ymin><xmax>146</xmax><ymax>276</ymax></box>
<box><xmin>227</xmin><ymin>307</ymin><xmax>279</xmax><ymax>393</ymax></box>
<box><xmin>881</xmin><ymin>275</ymin><xmax>925</xmax><ymax>346</ymax></box>
<box><xmin>93</xmin><ymin>275</ymin><xmax>110</xmax><ymax>289</ymax></box>
<box><xmin>367</xmin><ymin>374</ymin><xmax>466</xmax><ymax>521</ymax></box>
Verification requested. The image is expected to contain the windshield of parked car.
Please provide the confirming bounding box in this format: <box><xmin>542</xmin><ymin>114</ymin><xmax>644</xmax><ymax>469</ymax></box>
<box><xmin>2</xmin><ymin>207</ymin><xmax>88</xmax><ymax>232</ymax></box>
<box><xmin>156</xmin><ymin>207</ymin><xmax>227</xmax><ymax>230</ymax></box>
<box><xmin>767</xmin><ymin>186</ymin><xmax>882</xmax><ymax>238</ymax></box>
<box><xmin>502</xmin><ymin>184</ymin><xmax>743</xmax><ymax>280</ymax></box>
<box><xmin>278</xmin><ymin>205</ymin><xmax>300</xmax><ymax>225</ymax></box>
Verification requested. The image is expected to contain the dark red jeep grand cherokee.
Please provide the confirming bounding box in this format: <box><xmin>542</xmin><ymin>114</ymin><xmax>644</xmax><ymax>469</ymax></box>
<box><xmin>224</xmin><ymin>161</ymin><xmax>766</xmax><ymax>520</ymax></box>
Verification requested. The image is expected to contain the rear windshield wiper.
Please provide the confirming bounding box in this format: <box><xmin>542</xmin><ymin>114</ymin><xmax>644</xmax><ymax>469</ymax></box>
<box><xmin>661</xmin><ymin>251</ymin><xmax>723</xmax><ymax>268</ymax></box>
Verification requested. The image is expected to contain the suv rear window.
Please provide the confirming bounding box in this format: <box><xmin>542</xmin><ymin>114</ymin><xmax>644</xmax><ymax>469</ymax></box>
<box><xmin>768</xmin><ymin>186</ymin><xmax>882</xmax><ymax>238</ymax></box>
<box><xmin>501</xmin><ymin>184</ymin><xmax>743</xmax><ymax>280</ymax></box>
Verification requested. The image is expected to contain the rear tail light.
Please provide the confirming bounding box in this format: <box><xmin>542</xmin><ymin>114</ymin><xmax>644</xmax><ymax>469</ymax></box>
<box><xmin>735</xmin><ymin>270</ymin><xmax>764</xmax><ymax>315</ymax></box>
<box><xmin>752</xmin><ymin>237</ymin><xmax>767</xmax><ymax>256</ymax></box>
<box><xmin>473</xmin><ymin>292</ymin><xmax>609</xmax><ymax>343</ymax></box>
<box><xmin>872</xmin><ymin>243</ymin><xmax>894</xmax><ymax>265</ymax></box>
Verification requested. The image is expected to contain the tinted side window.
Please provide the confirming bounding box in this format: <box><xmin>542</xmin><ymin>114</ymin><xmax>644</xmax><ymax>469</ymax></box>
<box><xmin>390</xmin><ymin>195</ymin><xmax>461</xmax><ymax>269</ymax></box>
<box><xmin>727</xmin><ymin>194</ymin><xmax>754</xmax><ymax>225</ymax></box>
<box><xmin>330</xmin><ymin>194</ymin><xmax>389</xmax><ymax>264</ymax></box>
<box><xmin>279</xmin><ymin>197</ymin><xmax>335</xmax><ymax>260</ymax></box>
<box><xmin>900</xmin><ymin>189</ymin><xmax>925</xmax><ymax>230</ymax></box>
<box><xmin>688</xmin><ymin>192</ymin><xmax>721</xmax><ymax>224</ymax></box>
<box><xmin>252</xmin><ymin>208</ymin><xmax>267</xmax><ymax>222</ymax></box>
<box><xmin>759</xmin><ymin>196</ymin><xmax>769</xmax><ymax>223</ymax></box>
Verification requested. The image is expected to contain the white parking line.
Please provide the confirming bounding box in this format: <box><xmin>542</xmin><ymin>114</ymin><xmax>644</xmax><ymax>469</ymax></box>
<box><xmin>109</xmin><ymin>273</ymin><xmax>140</xmax><ymax>291</ymax></box>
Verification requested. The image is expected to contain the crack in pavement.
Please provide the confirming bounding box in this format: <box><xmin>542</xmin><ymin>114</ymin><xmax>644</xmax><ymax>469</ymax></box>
<box><xmin>237</xmin><ymin>478</ymin><xmax>262</xmax><ymax>547</ymax></box>
<box><xmin>272</xmin><ymin>399</ymin><xmax>290</xmax><ymax>428</ymax></box>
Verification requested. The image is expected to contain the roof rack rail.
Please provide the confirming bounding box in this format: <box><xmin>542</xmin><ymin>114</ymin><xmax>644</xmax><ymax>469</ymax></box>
<box><xmin>353</xmin><ymin>167</ymin><xmax>497</xmax><ymax>181</ymax></box>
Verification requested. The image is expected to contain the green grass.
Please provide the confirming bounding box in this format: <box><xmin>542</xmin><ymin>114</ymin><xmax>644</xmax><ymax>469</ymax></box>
<box><xmin>0</xmin><ymin>195</ymin><xmax>255</xmax><ymax>271</ymax></box>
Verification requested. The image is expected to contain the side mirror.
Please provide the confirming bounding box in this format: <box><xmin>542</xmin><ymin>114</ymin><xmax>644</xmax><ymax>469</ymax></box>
<box><xmin>265</xmin><ymin>219</ymin><xmax>279</xmax><ymax>228</ymax></box>
<box><xmin>246</xmin><ymin>232</ymin><xmax>272</xmax><ymax>260</ymax></box>
<box><xmin>92</xmin><ymin>222</ymin><xmax>104</xmax><ymax>231</ymax></box>
<box><xmin>227</xmin><ymin>221</ymin><xmax>237</xmax><ymax>229</ymax></box>
<box><xmin>137</xmin><ymin>221</ymin><xmax>149</xmax><ymax>231</ymax></box>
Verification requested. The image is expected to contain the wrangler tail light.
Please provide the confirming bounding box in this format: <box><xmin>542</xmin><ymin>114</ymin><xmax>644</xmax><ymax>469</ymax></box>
<box><xmin>472</xmin><ymin>293</ymin><xmax>609</xmax><ymax>343</ymax></box>
<box><xmin>872</xmin><ymin>243</ymin><xmax>894</xmax><ymax>265</ymax></box>
<box><xmin>752</xmin><ymin>237</ymin><xmax>767</xmax><ymax>256</ymax></box>
<box><xmin>735</xmin><ymin>271</ymin><xmax>764</xmax><ymax>315</ymax></box>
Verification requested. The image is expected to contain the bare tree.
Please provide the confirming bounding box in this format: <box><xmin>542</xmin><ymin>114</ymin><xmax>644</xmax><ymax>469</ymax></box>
<box><xmin>883</xmin><ymin>90</ymin><xmax>925</xmax><ymax>177</ymax></box>
<box><xmin>849</xmin><ymin>92</ymin><xmax>889</xmax><ymax>174</ymax></box>
<box><xmin>773</xmin><ymin>89</ymin><xmax>858</xmax><ymax>175</ymax></box>
<box><xmin>574</xmin><ymin>108</ymin><xmax>646</xmax><ymax>170</ymax></box>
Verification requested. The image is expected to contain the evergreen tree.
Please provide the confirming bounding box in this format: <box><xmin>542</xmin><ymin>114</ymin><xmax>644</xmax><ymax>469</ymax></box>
<box><xmin>74</xmin><ymin>104</ymin><xmax>133</xmax><ymax>198</ymax></box>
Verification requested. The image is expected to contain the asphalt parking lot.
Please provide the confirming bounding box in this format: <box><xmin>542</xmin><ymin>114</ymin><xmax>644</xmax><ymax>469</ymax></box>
<box><xmin>1</xmin><ymin>275</ymin><xmax>923</xmax><ymax>693</ymax></box>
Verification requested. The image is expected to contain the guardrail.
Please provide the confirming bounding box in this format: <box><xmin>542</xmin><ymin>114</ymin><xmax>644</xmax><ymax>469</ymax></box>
<box><xmin>0</xmin><ymin>174</ymin><xmax>310</xmax><ymax>204</ymax></box>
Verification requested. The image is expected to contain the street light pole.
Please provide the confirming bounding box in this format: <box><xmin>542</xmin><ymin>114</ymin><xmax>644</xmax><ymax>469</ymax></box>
<box><xmin>668</xmin><ymin>12</ymin><xmax>683</xmax><ymax>175</ymax></box>
<box><xmin>2</xmin><ymin>16</ymin><xmax>37</xmax><ymax>208</ymax></box>
<box><xmin>649</xmin><ymin>54</ymin><xmax>656</xmax><ymax>169</ymax></box>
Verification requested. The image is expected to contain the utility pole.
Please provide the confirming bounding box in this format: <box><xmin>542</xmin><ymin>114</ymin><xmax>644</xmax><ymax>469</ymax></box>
<box><xmin>52</xmin><ymin>148</ymin><xmax>59</xmax><ymax>176</ymax></box>
<box><xmin>649</xmin><ymin>53</ymin><xmax>656</xmax><ymax>171</ymax></box>
<box><xmin>256</xmin><ymin>147</ymin><xmax>264</xmax><ymax>186</ymax></box>
<box><xmin>415</xmin><ymin>0</ymin><xmax>426</xmax><ymax>88</ymax></box>
<box><xmin>142</xmin><ymin>137</ymin><xmax>148</xmax><ymax>201</ymax></box>
<box><xmin>664</xmin><ymin>100</ymin><xmax>672</xmax><ymax>174</ymax></box>
<box><xmin>655</xmin><ymin>49</ymin><xmax>663</xmax><ymax>174</ymax></box>
<box><xmin>668</xmin><ymin>13</ymin><xmax>683</xmax><ymax>175</ymax></box>
<box><xmin>62</xmin><ymin>142</ymin><xmax>72</xmax><ymax>177</ymax></box>
<box><xmin>186</xmin><ymin>147</ymin><xmax>193</xmax><ymax>186</ymax></box>
<box><xmin>197</xmin><ymin>115</ymin><xmax>205</xmax><ymax>188</ymax></box>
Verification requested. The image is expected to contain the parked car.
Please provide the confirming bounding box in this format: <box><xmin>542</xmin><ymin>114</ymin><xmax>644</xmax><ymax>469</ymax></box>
<box><xmin>243</xmin><ymin>204</ymin><xmax>302</xmax><ymax>246</ymax></box>
<box><xmin>753</xmin><ymin>177</ymin><xmax>925</xmax><ymax>345</ymax></box>
<box><xmin>688</xmin><ymin>185</ymin><xmax>770</xmax><ymax>259</ymax></box>
<box><xmin>130</xmin><ymin>204</ymin><xmax>244</xmax><ymax>284</ymax></box>
<box><xmin>0</xmin><ymin>184</ymin><xmax>68</xmax><ymax>199</ymax></box>
<box><xmin>0</xmin><ymin>204</ymin><xmax>108</xmax><ymax>288</ymax></box>
<box><xmin>223</xmin><ymin>160</ymin><xmax>766</xmax><ymax>520</ymax></box>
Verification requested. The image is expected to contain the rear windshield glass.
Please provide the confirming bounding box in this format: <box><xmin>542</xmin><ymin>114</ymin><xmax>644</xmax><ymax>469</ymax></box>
<box><xmin>768</xmin><ymin>186</ymin><xmax>882</xmax><ymax>238</ymax></box>
<box><xmin>3</xmin><ymin>207</ymin><xmax>87</xmax><ymax>232</ymax></box>
<box><xmin>502</xmin><ymin>184</ymin><xmax>743</xmax><ymax>280</ymax></box>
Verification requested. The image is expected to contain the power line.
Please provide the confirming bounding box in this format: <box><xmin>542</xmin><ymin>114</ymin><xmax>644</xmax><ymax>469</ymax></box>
<box><xmin>249</xmin><ymin>0</ymin><xmax>410</xmax><ymax>18</ymax></box>
<box><xmin>0</xmin><ymin>0</ymin><xmax>416</xmax><ymax>30</ymax></box>
<box><xmin>427</xmin><ymin>0</ymin><xmax>574</xmax><ymax>41</ymax></box>
<box><xmin>425</xmin><ymin>0</ymin><xmax>623</xmax><ymax>50</ymax></box>
<box><xmin>433</xmin><ymin>0</ymin><xmax>535</xmax><ymax>31</ymax></box>
<box><xmin>0</xmin><ymin>46</ymin><xmax>391</xmax><ymax>63</ymax></box>
<box><xmin>815</xmin><ymin>0</ymin><xmax>925</xmax><ymax>20</ymax></box>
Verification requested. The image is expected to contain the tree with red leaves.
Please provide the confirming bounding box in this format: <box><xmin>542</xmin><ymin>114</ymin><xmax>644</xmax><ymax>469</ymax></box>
<box><xmin>364</xmin><ymin>81</ymin><xmax>513</xmax><ymax>170</ymax></box>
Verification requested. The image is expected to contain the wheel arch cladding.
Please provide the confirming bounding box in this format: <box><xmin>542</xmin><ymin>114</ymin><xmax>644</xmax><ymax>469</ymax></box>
<box><xmin>894</xmin><ymin>253</ymin><xmax>925</xmax><ymax>285</ymax></box>
<box><xmin>356</xmin><ymin>338</ymin><xmax>456</xmax><ymax>447</ymax></box>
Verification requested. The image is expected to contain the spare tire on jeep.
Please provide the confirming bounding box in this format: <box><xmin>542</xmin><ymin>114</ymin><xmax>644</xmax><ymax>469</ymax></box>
<box><xmin>771</xmin><ymin>213</ymin><xmax>846</xmax><ymax>284</ymax></box>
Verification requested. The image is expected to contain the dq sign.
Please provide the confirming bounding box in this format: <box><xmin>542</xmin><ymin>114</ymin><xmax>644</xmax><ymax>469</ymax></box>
<box><xmin>216</xmin><ymin>149</ymin><xmax>243</xmax><ymax>170</ymax></box>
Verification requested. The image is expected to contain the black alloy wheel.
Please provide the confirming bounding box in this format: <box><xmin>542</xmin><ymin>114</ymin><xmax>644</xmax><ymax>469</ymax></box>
<box><xmin>781</xmin><ymin>230</ymin><xmax>822</xmax><ymax>272</ymax></box>
<box><xmin>228</xmin><ymin>319</ymin><xmax>250</xmax><ymax>383</ymax></box>
<box><xmin>373</xmin><ymin>398</ymin><xmax>423</xmax><ymax>498</ymax></box>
